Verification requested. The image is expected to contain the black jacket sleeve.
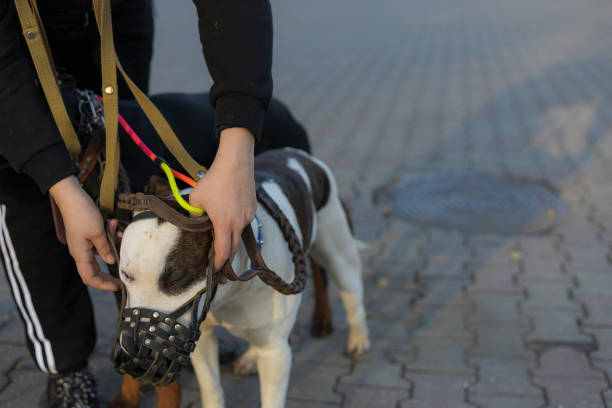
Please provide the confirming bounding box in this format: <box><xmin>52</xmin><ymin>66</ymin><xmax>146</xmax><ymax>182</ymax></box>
<box><xmin>192</xmin><ymin>0</ymin><xmax>273</xmax><ymax>141</ymax></box>
<box><xmin>0</xmin><ymin>0</ymin><xmax>78</xmax><ymax>193</ymax></box>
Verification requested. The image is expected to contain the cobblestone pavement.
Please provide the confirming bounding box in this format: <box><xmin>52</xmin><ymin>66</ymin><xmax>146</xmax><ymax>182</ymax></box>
<box><xmin>3</xmin><ymin>0</ymin><xmax>612</xmax><ymax>406</ymax></box>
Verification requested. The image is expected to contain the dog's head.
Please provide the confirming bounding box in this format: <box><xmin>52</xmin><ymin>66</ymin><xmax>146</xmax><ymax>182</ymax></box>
<box><xmin>111</xmin><ymin>212</ymin><xmax>214</xmax><ymax>385</ymax></box>
<box><xmin>120</xmin><ymin>215</ymin><xmax>213</xmax><ymax>308</ymax></box>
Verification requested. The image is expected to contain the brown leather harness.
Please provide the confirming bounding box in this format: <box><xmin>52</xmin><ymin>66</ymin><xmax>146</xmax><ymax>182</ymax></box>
<box><xmin>116</xmin><ymin>186</ymin><xmax>308</xmax><ymax>295</ymax></box>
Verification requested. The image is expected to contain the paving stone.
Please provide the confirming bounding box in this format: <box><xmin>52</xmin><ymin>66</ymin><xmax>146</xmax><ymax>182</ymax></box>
<box><xmin>468</xmin><ymin>242</ymin><xmax>521</xmax><ymax>265</ymax></box>
<box><xmin>468</xmin><ymin>358</ymin><xmax>542</xmax><ymax>398</ymax></box>
<box><xmin>409</xmin><ymin>306</ymin><xmax>473</xmax><ymax>343</ymax></box>
<box><xmin>469</xmin><ymin>395</ymin><xmax>544</xmax><ymax>408</ymax></box>
<box><xmin>88</xmin><ymin>354</ymin><xmax>124</xmax><ymax>405</ymax></box>
<box><xmin>0</xmin><ymin>299</ymin><xmax>17</xmax><ymax>330</ymax></box>
<box><xmin>574</xmin><ymin>273</ymin><xmax>612</xmax><ymax>296</ymax></box>
<box><xmin>525</xmin><ymin>310</ymin><xmax>595</xmax><ymax>351</ymax></box>
<box><xmin>402</xmin><ymin>339</ymin><xmax>474</xmax><ymax>375</ymax></box>
<box><xmin>336</xmin><ymin>384</ymin><xmax>410</xmax><ymax>407</ymax></box>
<box><xmin>466</xmin><ymin>265</ymin><xmax>522</xmax><ymax>294</ymax></box>
<box><xmin>588</xmin><ymin>328</ymin><xmax>612</xmax><ymax>361</ymax></box>
<box><xmin>533</xmin><ymin>377</ymin><xmax>607</xmax><ymax>408</ymax></box>
<box><xmin>467</xmin><ymin>293</ymin><xmax>529</xmax><ymax>326</ymax></box>
<box><xmin>293</xmin><ymin>329</ymin><xmax>355</xmax><ymax>367</ymax></box>
<box><xmin>519</xmin><ymin>237</ymin><xmax>560</xmax><ymax>257</ymax></box>
<box><xmin>521</xmin><ymin>282</ymin><xmax>581</xmax><ymax>312</ymax></box>
<box><xmin>364</xmin><ymin>289</ymin><xmax>421</xmax><ymax>322</ymax></box>
<box><xmin>400</xmin><ymin>373</ymin><xmax>474</xmax><ymax>408</ymax></box>
<box><xmin>0</xmin><ymin>315</ymin><xmax>28</xmax><ymax>345</ymax></box>
<box><xmin>0</xmin><ymin>369</ymin><xmax>46</xmax><ymax>407</ymax></box>
<box><xmin>288</xmin><ymin>362</ymin><xmax>347</xmax><ymax>404</ymax></box>
<box><xmin>603</xmin><ymin>389</ymin><xmax>612</xmax><ymax>408</ymax></box>
<box><xmin>518</xmin><ymin>258</ymin><xmax>573</xmax><ymax>283</ymax></box>
<box><xmin>556</xmin><ymin>226</ymin><xmax>601</xmax><ymax>248</ymax></box>
<box><xmin>339</xmin><ymin>358</ymin><xmax>410</xmax><ymax>389</ymax></box>
<box><xmin>0</xmin><ymin>343</ymin><xmax>29</xmax><ymax>392</ymax></box>
<box><xmin>533</xmin><ymin>347</ymin><xmax>604</xmax><ymax>380</ymax></box>
<box><xmin>426</xmin><ymin>230</ymin><xmax>466</xmax><ymax>252</ymax></box>
<box><xmin>578</xmin><ymin>295</ymin><xmax>612</xmax><ymax>327</ymax></box>
<box><xmin>286</xmin><ymin>399</ymin><xmax>339</xmax><ymax>408</ymax></box>
<box><xmin>183</xmin><ymin>364</ymin><xmax>260</xmax><ymax>407</ymax></box>
<box><xmin>367</xmin><ymin>321</ymin><xmax>416</xmax><ymax>353</ymax></box>
<box><xmin>466</xmin><ymin>235</ymin><xmax>515</xmax><ymax>253</ymax></box>
<box><xmin>519</xmin><ymin>255</ymin><xmax>568</xmax><ymax>282</ymax></box>
<box><xmin>417</xmin><ymin>255</ymin><xmax>471</xmax><ymax>283</ymax></box>
<box><xmin>469</xmin><ymin>325</ymin><xmax>534</xmax><ymax>360</ymax></box>
<box><xmin>178</xmin><ymin>388</ymin><xmax>204</xmax><ymax>408</ymax></box>
<box><xmin>416</xmin><ymin>280</ymin><xmax>472</xmax><ymax>310</ymax></box>
<box><xmin>565</xmin><ymin>246</ymin><xmax>611</xmax><ymax>269</ymax></box>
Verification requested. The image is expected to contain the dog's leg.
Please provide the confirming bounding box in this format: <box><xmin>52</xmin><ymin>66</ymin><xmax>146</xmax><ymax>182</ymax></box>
<box><xmin>310</xmin><ymin>259</ymin><xmax>333</xmax><ymax>337</ymax></box>
<box><xmin>254</xmin><ymin>339</ymin><xmax>292</xmax><ymax>408</ymax></box>
<box><xmin>311</xmin><ymin>195</ymin><xmax>370</xmax><ymax>357</ymax></box>
<box><xmin>154</xmin><ymin>381</ymin><xmax>181</xmax><ymax>408</ymax></box>
<box><xmin>109</xmin><ymin>374</ymin><xmax>141</xmax><ymax>408</ymax></box>
<box><xmin>191</xmin><ymin>327</ymin><xmax>225</xmax><ymax>408</ymax></box>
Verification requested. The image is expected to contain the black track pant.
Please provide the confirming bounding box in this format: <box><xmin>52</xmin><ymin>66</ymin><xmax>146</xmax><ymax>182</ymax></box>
<box><xmin>0</xmin><ymin>0</ymin><xmax>309</xmax><ymax>375</ymax></box>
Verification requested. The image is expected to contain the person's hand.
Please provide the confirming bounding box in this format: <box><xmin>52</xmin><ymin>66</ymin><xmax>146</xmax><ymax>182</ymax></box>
<box><xmin>189</xmin><ymin>127</ymin><xmax>256</xmax><ymax>271</ymax></box>
<box><xmin>49</xmin><ymin>176</ymin><xmax>121</xmax><ymax>291</ymax></box>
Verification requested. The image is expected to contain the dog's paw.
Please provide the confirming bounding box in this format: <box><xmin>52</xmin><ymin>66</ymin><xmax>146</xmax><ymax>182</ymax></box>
<box><xmin>310</xmin><ymin>318</ymin><xmax>334</xmax><ymax>338</ymax></box>
<box><xmin>345</xmin><ymin>331</ymin><xmax>370</xmax><ymax>358</ymax></box>
<box><xmin>232</xmin><ymin>349</ymin><xmax>258</xmax><ymax>376</ymax></box>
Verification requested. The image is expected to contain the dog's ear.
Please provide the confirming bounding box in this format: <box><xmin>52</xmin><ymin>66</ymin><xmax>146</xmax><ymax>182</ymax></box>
<box><xmin>144</xmin><ymin>175</ymin><xmax>172</xmax><ymax>197</ymax></box>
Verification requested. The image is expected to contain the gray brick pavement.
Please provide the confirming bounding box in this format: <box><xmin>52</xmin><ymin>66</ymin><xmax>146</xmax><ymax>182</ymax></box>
<box><xmin>3</xmin><ymin>0</ymin><xmax>612</xmax><ymax>406</ymax></box>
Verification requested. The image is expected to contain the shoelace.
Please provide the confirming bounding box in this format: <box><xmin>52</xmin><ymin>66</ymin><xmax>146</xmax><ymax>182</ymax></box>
<box><xmin>51</xmin><ymin>371</ymin><xmax>98</xmax><ymax>408</ymax></box>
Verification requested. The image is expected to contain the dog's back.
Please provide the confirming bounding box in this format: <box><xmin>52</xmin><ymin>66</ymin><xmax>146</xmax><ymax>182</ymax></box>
<box><xmin>254</xmin><ymin>147</ymin><xmax>331</xmax><ymax>250</ymax></box>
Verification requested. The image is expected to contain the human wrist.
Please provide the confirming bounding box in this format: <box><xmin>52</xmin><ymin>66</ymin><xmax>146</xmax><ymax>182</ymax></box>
<box><xmin>48</xmin><ymin>175</ymin><xmax>85</xmax><ymax>210</ymax></box>
<box><xmin>217</xmin><ymin>127</ymin><xmax>255</xmax><ymax>165</ymax></box>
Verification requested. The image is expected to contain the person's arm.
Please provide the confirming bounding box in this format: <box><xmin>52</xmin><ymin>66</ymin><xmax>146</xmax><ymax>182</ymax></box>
<box><xmin>192</xmin><ymin>0</ymin><xmax>273</xmax><ymax>140</ymax></box>
<box><xmin>0</xmin><ymin>2</ymin><xmax>119</xmax><ymax>290</ymax></box>
<box><xmin>0</xmin><ymin>1</ymin><xmax>78</xmax><ymax>192</ymax></box>
<box><xmin>190</xmin><ymin>0</ymin><xmax>273</xmax><ymax>270</ymax></box>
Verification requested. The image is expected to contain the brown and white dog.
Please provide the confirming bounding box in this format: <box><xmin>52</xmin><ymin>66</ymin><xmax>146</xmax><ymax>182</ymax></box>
<box><xmin>118</xmin><ymin>147</ymin><xmax>370</xmax><ymax>407</ymax></box>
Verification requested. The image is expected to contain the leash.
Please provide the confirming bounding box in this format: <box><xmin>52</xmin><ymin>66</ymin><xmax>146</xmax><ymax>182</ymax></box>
<box><xmin>13</xmin><ymin>0</ymin><xmax>208</xmax><ymax>214</ymax></box>
<box><xmin>98</xmin><ymin>95</ymin><xmax>205</xmax><ymax>215</ymax></box>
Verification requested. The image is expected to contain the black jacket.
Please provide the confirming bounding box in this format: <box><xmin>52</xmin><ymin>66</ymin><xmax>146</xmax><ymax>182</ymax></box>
<box><xmin>0</xmin><ymin>0</ymin><xmax>273</xmax><ymax>192</ymax></box>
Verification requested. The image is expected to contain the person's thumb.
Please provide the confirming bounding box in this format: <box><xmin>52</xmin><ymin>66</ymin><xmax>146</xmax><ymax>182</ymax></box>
<box><xmin>92</xmin><ymin>231</ymin><xmax>115</xmax><ymax>265</ymax></box>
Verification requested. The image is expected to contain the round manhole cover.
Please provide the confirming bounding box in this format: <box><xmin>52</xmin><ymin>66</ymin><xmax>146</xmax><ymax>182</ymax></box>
<box><xmin>375</xmin><ymin>173</ymin><xmax>566</xmax><ymax>235</ymax></box>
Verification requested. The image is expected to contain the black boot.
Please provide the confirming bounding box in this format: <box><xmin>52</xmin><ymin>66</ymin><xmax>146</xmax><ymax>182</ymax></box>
<box><xmin>42</xmin><ymin>370</ymin><xmax>99</xmax><ymax>408</ymax></box>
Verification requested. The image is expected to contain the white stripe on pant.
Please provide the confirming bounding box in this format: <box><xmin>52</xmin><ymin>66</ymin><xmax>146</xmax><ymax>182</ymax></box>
<box><xmin>0</xmin><ymin>204</ymin><xmax>57</xmax><ymax>374</ymax></box>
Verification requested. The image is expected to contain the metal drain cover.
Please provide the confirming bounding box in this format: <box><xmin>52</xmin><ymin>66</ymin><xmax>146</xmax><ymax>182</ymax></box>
<box><xmin>375</xmin><ymin>173</ymin><xmax>566</xmax><ymax>235</ymax></box>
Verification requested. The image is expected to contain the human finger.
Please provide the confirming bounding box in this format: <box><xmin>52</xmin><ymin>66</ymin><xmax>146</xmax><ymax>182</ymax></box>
<box><xmin>91</xmin><ymin>229</ymin><xmax>115</xmax><ymax>265</ymax></box>
<box><xmin>75</xmin><ymin>256</ymin><xmax>121</xmax><ymax>291</ymax></box>
<box><xmin>212</xmin><ymin>222</ymin><xmax>232</xmax><ymax>271</ymax></box>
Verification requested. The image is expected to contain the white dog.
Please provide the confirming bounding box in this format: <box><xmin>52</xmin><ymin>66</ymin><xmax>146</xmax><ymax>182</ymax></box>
<box><xmin>117</xmin><ymin>148</ymin><xmax>370</xmax><ymax>408</ymax></box>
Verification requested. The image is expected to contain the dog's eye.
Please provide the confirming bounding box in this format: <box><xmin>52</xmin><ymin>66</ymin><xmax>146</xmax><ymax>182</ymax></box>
<box><xmin>162</xmin><ymin>268</ymin><xmax>188</xmax><ymax>290</ymax></box>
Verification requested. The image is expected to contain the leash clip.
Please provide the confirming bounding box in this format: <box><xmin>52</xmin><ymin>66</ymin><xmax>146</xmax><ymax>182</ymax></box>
<box><xmin>77</xmin><ymin>89</ymin><xmax>105</xmax><ymax>131</ymax></box>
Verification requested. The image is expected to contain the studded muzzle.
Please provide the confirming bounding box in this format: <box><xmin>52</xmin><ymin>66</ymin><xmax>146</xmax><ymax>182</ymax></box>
<box><xmin>111</xmin><ymin>252</ymin><xmax>218</xmax><ymax>386</ymax></box>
